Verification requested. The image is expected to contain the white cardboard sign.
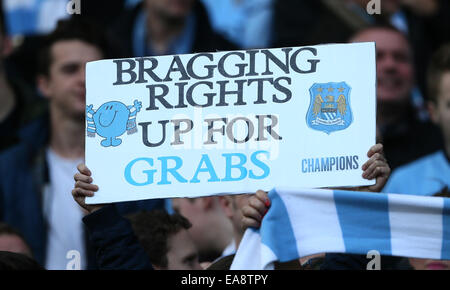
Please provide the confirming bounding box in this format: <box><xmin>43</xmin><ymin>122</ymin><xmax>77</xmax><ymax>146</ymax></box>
<box><xmin>85</xmin><ymin>42</ymin><xmax>376</xmax><ymax>204</ymax></box>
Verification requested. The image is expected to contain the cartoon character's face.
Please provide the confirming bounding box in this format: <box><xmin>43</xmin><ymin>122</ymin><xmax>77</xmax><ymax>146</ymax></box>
<box><xmin>93</xmin><ymin>101</ymin><xmax>130</xmax><ymax>138</ymax></box>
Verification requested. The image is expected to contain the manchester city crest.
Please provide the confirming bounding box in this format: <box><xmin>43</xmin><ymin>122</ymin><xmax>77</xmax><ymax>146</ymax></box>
<box><xmin>306</xmin><ymin>82</ymin><xmax>353</xmax><ymax>134</ymax></box>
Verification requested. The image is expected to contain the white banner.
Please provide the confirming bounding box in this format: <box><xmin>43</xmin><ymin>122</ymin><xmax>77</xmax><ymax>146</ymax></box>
<box><xmin>85</xmin><ymin>42</ymin><xmax>376</xmax><ymax>204</ymax></box>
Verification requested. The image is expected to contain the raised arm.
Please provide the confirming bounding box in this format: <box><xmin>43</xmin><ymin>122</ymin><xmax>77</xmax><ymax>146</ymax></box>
<box><xmin>72</xmin><ymin>164</ymin><xmax>153</xmax><ymax>270</ymax></box>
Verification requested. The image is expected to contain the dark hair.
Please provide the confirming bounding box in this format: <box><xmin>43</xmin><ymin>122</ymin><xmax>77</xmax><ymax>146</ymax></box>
<box><xmin>0</xmin><ymin>223</ymin><xmax>24</xmax><ymax>236</ymax></box>
<box><xmin>350</xmin><ymin>23</ymin><xmax>406</xmax><ymax>41</ymax></box>
<box><xmin>0</xmin><ymin>251</ymin><xmax>44</xmax><ymax>270</ymax></box>
<box><xmin>127</xmin><ymin>210</ymin><xmax>192</xmax><ymax>268</ymax></box>
<box><xmin>37</xmin><ymin>17</ymin><xmax>108</xmax><ymax>76</ymax></box>
<box><xmin>0</xmin><ymin>223</ymin><xmax>33</xmax><ymax>257</ymax></box>
<box><xmin>350</xmin><ymin>24</ymin><xmax>412</xmax><ymax>55</ymax></box>
<box><xmin>0</xmin><ymin>223</ymin><xmax>29</xmax><ymax>245</ymax></box>
<box><xmin>427</xmin><ymin>44</ymin><xmax>450</xmax><ymax>103</ymax></box>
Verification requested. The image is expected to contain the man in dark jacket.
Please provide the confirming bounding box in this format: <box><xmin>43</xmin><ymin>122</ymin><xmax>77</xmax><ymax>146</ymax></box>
<box><xmin>109</xmin><ymin>0</ymin><xmax>238</xmax><ymax>58</ymax></box>
<box><xmin>0</xmin><ymin>17</ymin><xmax>164</xmax><ymax>270</ymax></box>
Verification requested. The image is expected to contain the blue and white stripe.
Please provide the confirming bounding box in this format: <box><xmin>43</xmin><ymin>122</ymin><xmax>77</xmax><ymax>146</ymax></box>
<box><xmin>322</xmin><ymin>112</ymin><xmax>337</xmax><ymax>121</ymax></box>
<box><xmin>86</xmin><ymin>108</ymin><xmax>96</xmax><ymax>137</ymax></box>
<box><xmin>231</xmin><ymin>187</ymin><xmax>450</xmax><ymax>270</ymax></box>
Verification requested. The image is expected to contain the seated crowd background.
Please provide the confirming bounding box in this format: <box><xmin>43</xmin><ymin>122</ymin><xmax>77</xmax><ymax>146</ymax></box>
<box><xmin>0</xmin><ymin>0</ymin><xmax>449</xmax><ymax>270</ymax></box>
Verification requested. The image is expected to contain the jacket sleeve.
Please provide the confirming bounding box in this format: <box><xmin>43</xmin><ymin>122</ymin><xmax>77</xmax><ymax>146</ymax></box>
<box><xmin>83</xmin><ymin>205</ymin><xmax>153</xmax><ymax>270</ymax></box>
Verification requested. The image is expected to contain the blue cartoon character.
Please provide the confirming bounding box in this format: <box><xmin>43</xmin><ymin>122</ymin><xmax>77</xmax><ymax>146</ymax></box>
<box><xmin>86</xmin><ymin>100</ymin><xmax>142</xmax><ymax>147</ymax></box>
<box><xmin>306</xmin><ymin>82</ymin><xmax>353</xmax><ymax>134</ymax></box>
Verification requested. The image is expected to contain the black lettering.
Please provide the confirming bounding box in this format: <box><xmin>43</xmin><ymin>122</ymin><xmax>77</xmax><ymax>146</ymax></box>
<box><xmin>146</xmin><ymin>84</ymin><xmax>172</xmax><ymax>110</ymax></box>
<box><xmin>226</xmin><ymin>117</ymin><xmax>254</xmax><ymax>143</ymax></box>
<box><xmin>139</xmin><ymin>120</ymin><xmax>169</xmax><ymax>147</ymax></box>
<box><xmin>218</xmin><ymin>52</ymin><xmax>248</xmax><ymax>78</ymax></box>
<box><xmin>290</xmin><ymin>47</ymin><xmax>320</xmax><ymax>74</ymax></box>
<box><xmin>273</xmin><ymin>76</ymin><xmax>292</xmax><ymax>103</ymax></box>
<box><xmin>261</xmin><ymin>48</ymin><xmax>292</xmax><ymax>75</ymax></box>
<box><xmin>171</xmin><ymin>119</ymin><xmax>193</xmax><ymax>145</ymax></box>
<box><xmin>204</xmin><ymin>118</ymin><xmax>227</xmax><ymax>145</ymax></box>
<box><xmin>163</xmin><ymin>56</ymin><xmax>190</xmax><ymax>82</ymax></box>
<box><xmin>255</xmin><ymin>115</ymin><xmax>282</xmax><ymax>141</ymax></box>
<box><xmin>174</xmin><ymin>82</ymin><xmax>188</xmax><ymax>108</ymax></box>
<box><xmin>248</xmin><ymin>78</ymin><xmax>274</xmax><ymax>104</ymax></box>
<box><xmin>216</xmin><ymin>79</ymin><xmax>247</xmax><ymax>107</ymax></box>
<box><xmin>187</xmin><ymin>53</ymin><xmax>216</xmax><ymax>80</ymax></box>
<box><xmin>245</xmin><ymin>50</ymin><xmax>259</xmax><ymax>77</ymax></box>
<box><xmin>136</xmin><ymin>57</ymin><xmax>162</xmax><ymax>83</ymax></box>
<box><xmin>186</xmin><ymin>81</ymin><xmax>216</xmax><ymax>108</ymax></box>
<box><xmin>113</xmin><ymin>59</ymin><xmax>137</xmax><ymax>85</ymax></box>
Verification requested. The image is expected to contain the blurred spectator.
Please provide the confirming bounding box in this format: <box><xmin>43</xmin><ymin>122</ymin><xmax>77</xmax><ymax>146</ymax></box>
<box><xmin>79</xmin><ymin>1</ymin><xmax>127</xmax><ymax>31</ymax></box>
<box><xmin>2</xmin><ymin>0</ymin><xmax>126</xmax><ymax>90</ymax></box>
<box><xmin>0</xmin><ymin>251</ymin><xmax>44</xmax><ymax>270</ymax></box>
<box><xmin>408</xmin><ymin>258</ymin><xmax>450</xmax><ymax>270</ymax></box>
<box><xmin>393</xmin><ymin>0</ymin><xmax>450</xmax><ymax>100</ymax></box>
<box><xmin>0</xmin><ymin>1</ymin><xmax>47</xmax><ymax>151</ymax></box>
<box><xmin>1</xmin><ymin>0</ymin><xmax>68</xmax><ymax>88</ymax></box>
<box><xmin>219</xmin><ymin>194</ymin><xmax>250</xmax><ymax>255</ymax></box>
<box><xmin>0</xmin><ymin>223</ymin><xmax>33</xmax><ymax>258</ymax></box>
<box><xmin>2</xmin><ymin>0</ymin><xmax>125</xmax><ymax>36</ymax></box>
<box><xmin>0</xmin><ymin>18</ymin><xmax>164</xmax><ymax>270</ymax></box>
<box><xmin>351</xmin><ymin>25</ymin><xmax>443</xmax><ymax>170</ymax></box>
<box><xmin>383</xmin><ymin>44</ymin><xmax>450</xmax><ymax>195</ymax></box>
<box><xmin>2</xmin><ymin>0</ymin><xmax>68</xmax><ymax>36</ymax></box>
<box><xmin>127</xmin><ymin>210</ymin><xmax>202</xmax><ymax>270</ymax></box>
<box><xmin>206</xmin><ymin>193</ymin><xmax>250</xmax><ymax>269</ymax></box>
<box><xmin>109</xmin><ymin>0</ymin><xmax>237</xmax><ymax>58</ymax></box>
<box><xmin>171</xmin><ymin>197</ymin><xmax>233</xmax><ymax>263</ymax></box>
<box><xmin>200</xmin><ymin>0</ymin><xmax>274</xmax><ymax>49</ymax></box>
<box><xmin>273</xmin><ymin>0</ymin><xmax>450</xmax><ymax>101</ymax></box>
<box><xmin>273</xmin><ymin>0</ymin><xmax>384</xmax><ymax>48</ymax></box>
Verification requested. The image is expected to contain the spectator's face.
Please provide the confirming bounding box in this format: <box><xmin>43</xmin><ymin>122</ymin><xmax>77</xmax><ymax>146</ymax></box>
<box><xmin>171</xmin><ymin>197</ymin><xmax>232</xmax><ymax>261</ymax></box>
<box><xmin>145</xmin><ymin>0</ymin><xmax>195</xmax><ymax>20</ymax></box>
<box><xmin>166</xmin><ymin>228</ymin><xmax>202</xmax><ymax>270</ymax></box>
<box><xmin>430</xmin><ymin>72</ymin><xmax>450</xmax><ymax>143</ymax></box>
<box><xmin>408</xmin><ymin>258</ymin><xmax>450</xmax><ymax>270</ymax></box>
<box><xmin>0</xmin><ymin>234</ymin><xmax>32</xmax><ymax>258</ymax></box>
<box><xmin>352</xmin><ymin>29</ymin><xmax>414</xmax><ymax>104</ymax></box>
<box><xmin>171</xmin><ymin>198</ymin><xmax>207</xmax><ymax>248</ymax></box>
<box><xmin>38</xmin><ymin>40</ymin><xmax>102</xmax><ymax>118</ymax></box>
<box><xmin>223</xmin><ymin>194</ymin><xmax>250</xmax><ymax>234</ymax></box>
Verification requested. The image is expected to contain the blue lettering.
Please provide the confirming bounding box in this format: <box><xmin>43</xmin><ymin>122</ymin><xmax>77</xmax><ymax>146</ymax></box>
<box><xmin>157</xmin><ymin>156</ymin><xmax>188</xmax><ymax>185</ymax></box>
<box><xmin>339</xmin><ymin>156</ymin><xmax>346</xmax><ymax>170</ymax></box>
<box><xmin>190</xmin><ymin>154</ymin><xmax>220</xmax><ymax>183</ymax></box>
<box><xmin>330</xmin><ymin>157</ymin><xmax>336</xmax><ymax>169</ymax></box>
<box><xmin>308</xmin><ymin>158</ymin><xmax>314</xmax><ymax>172</ymax></box>
<box><xmin>302</xmin><ymin>159</ymin><xmax>307</xmax><ymax>173</ymax></box>
<box><xmin>321</xmin><ymin>157</ymin><xmax>330</xmax><ymax>171</ymax></box>
<box><xmin>124</xmin><ymin>157</ymin><xmax>156</xmax><ymax>186</ymax></box>
<box><xmin>353</xmin><ymin>155</ymin><xmax>359</xmax><ymax>169</ymax></box>
<box><xmin>314</xmin><ymin>158</ymin><xmax>320</xmax><ymax>172</ymax></box>
<box><xmin>222</xmin><ymin>153</ymin><xmax>247</xmax><ymax>181</ymax></box>
<box><xmin>249</xmin><ymin>150</ymin><xmax>270</xmax><ymax>179</ymax></box>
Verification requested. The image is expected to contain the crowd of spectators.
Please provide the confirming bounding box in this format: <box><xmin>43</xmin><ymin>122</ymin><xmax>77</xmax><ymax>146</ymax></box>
<box><xmin>0</xmin><ymin>0</ymin><xmax>449</xmax><ymax>270</ymax></box>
